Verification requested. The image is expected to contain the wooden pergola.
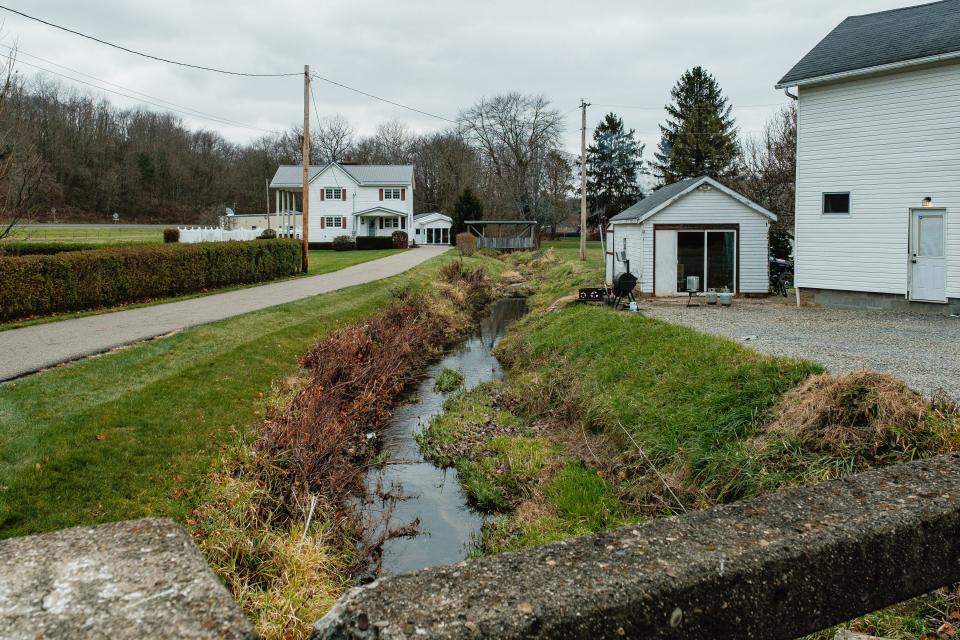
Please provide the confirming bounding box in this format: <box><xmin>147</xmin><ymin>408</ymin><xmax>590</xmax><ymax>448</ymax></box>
<box><xmin>466</xmin><ymin>220</ymin><xmax>538</xmax><ymax>251</ymax></box>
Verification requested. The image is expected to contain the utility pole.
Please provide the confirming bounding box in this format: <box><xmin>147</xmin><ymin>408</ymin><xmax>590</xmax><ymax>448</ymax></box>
<box><xmin>301</xmin><ymin>64</ymin><xmax>310</xmax><ymax>272</ymax></box>
<box><xmin>579</xmin><ymin>98</ymin><xmax>590</xmax><ymax>261</ymax></box>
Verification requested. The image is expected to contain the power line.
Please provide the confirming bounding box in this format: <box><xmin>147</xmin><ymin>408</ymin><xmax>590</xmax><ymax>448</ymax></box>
<box><xmin>1</xmin><ymin>52</ymin><xmax>280</xmax><ymax>133</ymax></box>
<box><xmin>311</xmin><ymin>72</ymin><xmax>457</xmax><ymax>124</ymax></box>
<box><xmin>0</xmin><ymin>4</ymin><xmax>301</xmax><ymax>77</ymax></box>
<box><xmin>594</xmin><ymin>102</ymin><xmax>786</xmax><ymax>111</ymax></box>
<box><xmin>1</xmin><ymin>44</ymin><xmax>277</xmax><ymax>132</ymax></box>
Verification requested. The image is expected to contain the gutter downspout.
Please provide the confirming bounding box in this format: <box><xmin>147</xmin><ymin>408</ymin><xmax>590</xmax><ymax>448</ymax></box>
<box><xmin>784</xmin><ymin>86</ymin><xmax>801</xmax><ymax>308</ymax></box>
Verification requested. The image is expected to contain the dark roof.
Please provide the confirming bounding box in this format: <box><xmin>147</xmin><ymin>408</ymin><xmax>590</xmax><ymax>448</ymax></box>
<box><xmin>609</xmin><ymin>177</ymin><xmax>701</xmax><ymax>222</ymax></box>
<box><xmin>778</xmin><ymin>0</ymin><xmax>960</xmax><ymax>86</ymax></box>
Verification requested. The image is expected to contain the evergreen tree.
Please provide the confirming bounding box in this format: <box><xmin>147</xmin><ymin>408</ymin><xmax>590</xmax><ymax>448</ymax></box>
<box><xmin>653</xmin><ymin>67</ymin><xmax>739</xmax><ymax>185</ymax></box>
<box><xmin>451</xmin><ymin>187</ymin><xmax>483</xmax><ymax>234</ymax></box>
<box><xmin>586</xmin><ymin>113</ymin><xmax>644</xmax><ymax>226</ymax></box>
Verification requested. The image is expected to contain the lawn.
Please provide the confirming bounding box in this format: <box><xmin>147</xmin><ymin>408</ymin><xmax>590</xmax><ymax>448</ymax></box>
<box><xmin>0</xmin><ymin>250</ymin><xmax>466</xmax><ymax>539</ymax></box>
<box><xmin>11</xmin><ymin>225</ymin><xmax>165</xmax><ymax>244</ymax></box>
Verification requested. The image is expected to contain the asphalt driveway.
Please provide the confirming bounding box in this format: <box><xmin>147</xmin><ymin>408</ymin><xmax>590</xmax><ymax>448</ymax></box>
<box><xmin>0</xmin><ymin>246</ymin><xmax>449</xmax><ymax>381</ymax></box>
<box><xmin>641</xmin><ymin>298</ymin><xmax>960</xmax><ymax>399</ymax></box>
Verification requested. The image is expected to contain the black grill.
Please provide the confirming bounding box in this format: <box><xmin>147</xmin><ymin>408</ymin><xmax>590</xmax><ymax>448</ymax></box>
<box><xmin>612</xmin><ymin>271</ymin><xmax>638</xmax><ymax>298</ymax></box>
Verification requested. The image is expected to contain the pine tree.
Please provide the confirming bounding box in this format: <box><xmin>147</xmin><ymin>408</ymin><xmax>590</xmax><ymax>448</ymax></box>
<box><xmin>653</xmin><ymin>67</ymin><xmax>739</xmax><ymax>185</ymax></box>
<box><xmin>586</xmin><ymin>113</ymin><xmax>644</xmax><ymax>226</ymax></box>
<box><xmin>451</xmin><ymin>187</ymin><xmax>483</xmax><ymax>234</ymax></box>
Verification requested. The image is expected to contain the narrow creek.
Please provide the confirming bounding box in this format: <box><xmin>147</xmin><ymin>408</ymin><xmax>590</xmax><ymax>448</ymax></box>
<box><xmin>361</xmin><ymin>296</ymin><xmax>528</xmax><ymax>576</ymax></box>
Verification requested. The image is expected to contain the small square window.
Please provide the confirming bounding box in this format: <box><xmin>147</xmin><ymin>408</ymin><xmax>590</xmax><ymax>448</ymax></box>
<box><xmin>325</xmin><ymin>187</ymin><xmax>343</xmax><ymax>200</ymax></box>
<box><xmin>823</xmin><ymin>193</ymin><xmax>850</xmax><ymax>214</ymax></box>
<box><xmin>383</xmin><ymin>188</ymin><xmax>402</xmax><ymax>200</ymax></box>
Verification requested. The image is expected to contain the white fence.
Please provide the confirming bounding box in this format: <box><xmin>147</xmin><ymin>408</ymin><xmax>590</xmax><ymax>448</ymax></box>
<box><xmin>177</xmin><ymin>227</ymin><xmax>262</xmax><ymax>243</ymax></box>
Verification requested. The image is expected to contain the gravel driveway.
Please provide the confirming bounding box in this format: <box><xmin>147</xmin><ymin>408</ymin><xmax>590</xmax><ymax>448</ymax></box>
<box><xmin>641</xmin><ymin>298</ymin><xmax>960</xmax><ymax>399</ymax></box>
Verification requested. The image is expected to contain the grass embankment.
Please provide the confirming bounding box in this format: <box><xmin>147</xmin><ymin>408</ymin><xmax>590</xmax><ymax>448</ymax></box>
<box><xmin>0</xmin><ymin>249</ymin><xmax>479</xmax><ymax>540</ymax></box>
<box><xmin>420</xmin><ymin>246</ymin><xmax>960</xmax><ymax>639</ymax></box>
<box><xmin>0</xmin><ymin>248</ymin><xmax>403</xmax><ymax>332</ymax></box>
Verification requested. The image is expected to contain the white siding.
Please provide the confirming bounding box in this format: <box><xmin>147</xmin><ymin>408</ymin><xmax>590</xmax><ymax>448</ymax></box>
<box><xmin>306</xmin><ymin>164</ymin><xmax>413</xmax><ymax>241</ymax></box>
<box><xmin>610</xmin><ymin>186</ymin><xmax>771</xmax><ymax>295</ymax></box>
<box><xmin>795</xmin><ymin>61</ymin><xmax>960</xmax><ymax>299</ymax></box>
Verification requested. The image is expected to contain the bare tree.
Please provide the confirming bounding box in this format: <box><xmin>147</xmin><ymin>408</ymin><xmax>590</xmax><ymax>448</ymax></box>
<box><xmin>0</xmin><ymin>42</ymin><xmax>44</xmax><ymax>242</ymax></box>
<box><xmin>411</xmin><ymin>130</ymin><xmax>481</xmax><ymax>214</ymax></box>
<box><xmin>736</xmin><ymin>103</ymin><xmax>797</xmax><ymax>258</ymax></box>
<box><xmin>458</xmin><ymin>92</ymin><xmax>563</xmax><ymax>218</ymax></box>
<box><xmin>313</xmin><ymin>114</ymin><xmax>354</xmax><ymax>163</ymax></box>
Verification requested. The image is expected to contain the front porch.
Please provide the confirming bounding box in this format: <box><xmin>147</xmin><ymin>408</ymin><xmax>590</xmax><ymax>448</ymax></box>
<box><xmin>355</xmin><ymin>207</ymin><xmax>408</xmax><ymax>238</ymax></box>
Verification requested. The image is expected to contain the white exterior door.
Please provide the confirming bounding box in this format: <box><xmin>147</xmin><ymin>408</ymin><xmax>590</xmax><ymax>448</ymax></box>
<box><xmin>654</xmin><ymin>230</ymin><xmax>677</xmax><ymax>296</ymax></box>
<box><xmin>909</xmin><ymin>209</ymin><xmax>946</xmax><ymax>302</ymax></box>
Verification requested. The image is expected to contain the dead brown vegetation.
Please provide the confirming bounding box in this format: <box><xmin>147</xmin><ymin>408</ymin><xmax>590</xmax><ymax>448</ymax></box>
<box><xmin>755</xmin><ymin>370</ymin><xmax>960</xmax><ymax>462</ymax></box>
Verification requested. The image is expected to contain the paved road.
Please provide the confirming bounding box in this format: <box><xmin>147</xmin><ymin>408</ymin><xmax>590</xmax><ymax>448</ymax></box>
<box><xmin>642</xmin><ymin>298</ymin><xmax>960</xmax><ymax>399</ymax></box>
<box><xmin>0</xmin><ymin>246</ymin><xmax>449</xmax><ymax>381</ymax></box>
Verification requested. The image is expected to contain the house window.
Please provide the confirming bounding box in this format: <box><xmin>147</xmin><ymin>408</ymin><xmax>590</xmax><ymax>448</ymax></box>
<box><xmin>383</xmin><ymin>188</ymin><xmax>402</xmax><ymax>200</ymax></box>
<box><xmin>822</xmin><ymin>192</ymin><xmax>850</xmax><ymax>214</ymax></box>
<box><xmin>415</xmin><ymin>228</ymin><xmax>421</xmax><ymax>235</ymax></box>
<box><xmin>383</xmin><ymin>217</ymin><xmax>400</xmax><ymax>228</ymax></box>
<box><xmin>325</xmin><ymin>188</ymin><xmax>343</xmax><ymax>200</ymax></box>
<box><xmin>325</xmin><ymin>216</ymin><xmax>341</xmax><ymax>228</ymax></box>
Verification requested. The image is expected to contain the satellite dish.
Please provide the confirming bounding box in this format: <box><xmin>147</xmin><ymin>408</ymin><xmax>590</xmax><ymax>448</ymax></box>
<box><xmin>225</xmin><ymin>208</ymin><xmax>235</xmax><ymax>217</ymax></box>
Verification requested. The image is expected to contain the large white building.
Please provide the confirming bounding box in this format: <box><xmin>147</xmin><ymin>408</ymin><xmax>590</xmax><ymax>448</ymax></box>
<box><xmin>269</xmin><ymin>162</ymin><xmax>414</xmax><ymax>243</ymax></box>
<box><xmin>777</xmin><ymin>0</ymin><xmax>960</xmax><ymax>313</ymax></box>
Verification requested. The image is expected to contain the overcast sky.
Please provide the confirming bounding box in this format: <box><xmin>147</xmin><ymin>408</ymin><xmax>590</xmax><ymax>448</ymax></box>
<box><xmin>5</xmin><ymin>0</ymin><xmax>915</xmax><ymax>159</ymax></box>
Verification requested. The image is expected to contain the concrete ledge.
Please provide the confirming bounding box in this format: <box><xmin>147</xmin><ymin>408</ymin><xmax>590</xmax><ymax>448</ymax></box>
<box><xmin>808</xmin><ymin>288</ymin><xmax>960</xmax><ymax>315</ymax></box>
<box><xmin>0</xmin><ymin>518</ymin><xmax>257</xmax><ymax>640</ymax></box>
<box><xmin>313</xmin><ymin>453</ymin><xmax>960</xmax><ymax>640</ymax></box>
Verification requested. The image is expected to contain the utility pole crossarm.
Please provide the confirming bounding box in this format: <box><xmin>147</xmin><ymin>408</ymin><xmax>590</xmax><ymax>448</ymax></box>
<box><xmin>579</xmin><ymin>99</ymin><xmax>590</xmax><ymax>262</ymax></box>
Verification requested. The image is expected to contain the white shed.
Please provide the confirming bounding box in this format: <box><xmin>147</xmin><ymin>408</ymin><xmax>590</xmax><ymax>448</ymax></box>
<box><xmin>413</xmin><ymin>212</ymin><xmax>453</xmax><ymax>245</ymax></box>
<box><xmin>606</xmin><ymin>176</ymin><xmax>776</xmax><ymax>296</ymax></box>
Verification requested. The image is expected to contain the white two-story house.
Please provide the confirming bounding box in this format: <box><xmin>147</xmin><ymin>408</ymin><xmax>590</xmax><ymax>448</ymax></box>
<box><xmin>777</xmin><ymin>0</ymin><xmax>960</xmax><ymax>314</ymax></box>
<box><xmin>269</xmin><ymin>162</ymin><xmax>414</xmax><ymax>244</ymax></box>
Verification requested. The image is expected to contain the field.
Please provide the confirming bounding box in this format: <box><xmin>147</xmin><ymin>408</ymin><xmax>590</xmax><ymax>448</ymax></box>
<box><xmin>0</xmin><ymin>251</ymin><xmax>470</xmax><ymax>538</ymax></box>
<box><xmin>11</xmin><ymin>225</ymin><xmax>165</xmax><ymax>244</ymax></box>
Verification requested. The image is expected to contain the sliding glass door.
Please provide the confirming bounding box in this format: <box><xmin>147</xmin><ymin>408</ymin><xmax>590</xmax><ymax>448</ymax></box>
<box><xmin>675</xmin><ymin>230</ymin><xmax>736</xmax><ymax>293</ymax></box>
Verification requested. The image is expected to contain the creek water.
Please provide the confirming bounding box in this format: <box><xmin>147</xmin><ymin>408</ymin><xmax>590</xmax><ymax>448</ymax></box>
<box><xmin>361</xmin><ymin>296</ymin><xmax>528</xmax><ymax>576</ymax></box>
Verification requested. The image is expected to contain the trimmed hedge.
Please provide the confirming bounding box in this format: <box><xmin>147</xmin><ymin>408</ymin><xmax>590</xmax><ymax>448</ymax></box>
<box><xmin>0</xmin><ymin>242</ymin><xmax>141</xmax><ymax>256</ymax></box>
<box><xmin>0</xmin><ymin>239</ymin><xmax>302</xmax><ymax>321</ymax></box>
<box><xmin>356</xmin><ymin>236</ymin><xmax>395</xmax><ymax>250</ymax></box>
<box><xmin>163</xmin><ymin>228</ymin><xmax>180</xmax><ymax>243</ymax></box>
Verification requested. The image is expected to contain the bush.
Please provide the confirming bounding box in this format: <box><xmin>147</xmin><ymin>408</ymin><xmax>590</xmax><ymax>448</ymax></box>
<box><xmin>332</xmin><ymin>235</ymin><xmax>355</xmax><ymax>251</ymax></box>
<box><xmin>163</xmin><ymin>228</ymin><xmax>180</xmax><ymax>243</ymax></box>
<box><xmin>258</xmin><ymin>228</ymin><xmax>277</xmax><ymax>240</ymax></box>
<box><xmin>391</xmin><ymin>230</ymin><xmax>408</xmax><ymax>249</ymax></box>
<box><xmin>356</xmin><ymin>236</ymin><xmax>394</xmax><ymax>250</ymax></box>
<box><xmin>0</xmin><ymin>242</ymin><xmax>139</xmax><ymax>256</ymax></box>
<box><xmin>0</xmin><ymin>239</ymin><xmax>302</xmax><ymax>321</ymax></box>
<box><xmin>456</xmin><ymin>232</ymin><xmax>477</xmax><ymax>257</ymax></box>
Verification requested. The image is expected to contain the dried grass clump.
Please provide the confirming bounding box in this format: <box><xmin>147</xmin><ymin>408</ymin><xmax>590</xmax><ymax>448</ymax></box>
<box><xmin>438</xmin><ymin>260</ymin><xmax>494</xmax><ymax>312</ymax></box>
<box><xmin>500</xmin><ymin>270</ymin><xmax>524</xmax><ymax>284</ymax></box>
<box><xmin>529</xmin><ymin>248</ymin><xmax>561</xmax><ymax>270</ymax></box>
<box><xmin>756</xmin><ymin>370</ymin><xmax>960</xmax><ymax>461</ymax></box>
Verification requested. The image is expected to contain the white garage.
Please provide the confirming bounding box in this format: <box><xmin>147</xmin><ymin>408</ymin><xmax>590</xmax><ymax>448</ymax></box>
<box><xmin>606</xmin><ymin>176</ymin><xmax>776</xmax><ymax>296</ymax></box>
<box><xmin>413</xmin><ymin>212</ymin><xmax>453</xmax><ymax>245</ymax></box>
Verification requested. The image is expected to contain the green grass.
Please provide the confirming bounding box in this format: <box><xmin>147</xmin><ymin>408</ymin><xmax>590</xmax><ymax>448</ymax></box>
<box><xmin>10</xmin><ymin>225</ymin><xmax>164</xmax><ymax>244</ymax></box>
<box><xmin>307</xmin><ymin>248</ymin><xmax>401</xmax><ymax>275</ymax></box>
<box><xmin>433</xmin><ymin>368</ymin><xmax>464</xmax><ymax>393</ymax></box>
<box><xmin>0</xmin><ymin>248</ymin><xmax>405</xmax><ymax>333</ymax></box>
<box><xmin>0</xmin><ymin>251</ymin><xmax>483</xmax><ymax>539</ymax></box>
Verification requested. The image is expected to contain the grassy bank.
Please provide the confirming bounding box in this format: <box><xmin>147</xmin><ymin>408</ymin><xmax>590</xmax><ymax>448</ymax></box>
<box><xmin>0</xmin><ymin>249</ymin><xmax>479</xmax><ymax>539</ymax></box>
<box><xmin>8</xmin><ymin>225</ymin><xmax>165</xmax><ymax>244</ymax></box>
<box><xmin>420</xmin><ymin>247</ymin><xmax>960</xmax><ymax>638</ymax></box>
<box><xmin>0</xmin><ymin>248</ymin><xmax>403</xmax><ymax>332</ymax></box>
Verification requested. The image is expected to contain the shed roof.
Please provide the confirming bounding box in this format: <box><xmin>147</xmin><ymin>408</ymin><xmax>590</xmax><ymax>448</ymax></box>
<box><xmin>269</xmin><ymin>162</ymin><xmax>414</xmax><ymax>188</ymax></box>
<box><xmin>609</xmin><ymin>176</ymin><xmax>776</xmax><ymax>224</ymax></box>
<box><xmin>777</xmin><ymin>0</ymin><xmax>960</xmax><ymax>87</ymax></box>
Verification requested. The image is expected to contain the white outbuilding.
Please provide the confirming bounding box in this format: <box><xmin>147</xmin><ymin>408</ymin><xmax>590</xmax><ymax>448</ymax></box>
<box><xmin>412</xmin><ymin>212</ymin><xmax>453</xmax><ymax>245</ymax></box>
<box><xmin>605</xmin><ymin>176</ymin><xmax>777</xmax><ymax>296</ymax></box>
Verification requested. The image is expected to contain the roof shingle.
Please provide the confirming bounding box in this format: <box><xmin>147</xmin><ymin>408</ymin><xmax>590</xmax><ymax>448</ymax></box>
<box><xmin>269</xmin><ymin>163</ymin><xmax>414</xmax><ymax>188</ymax></box>
<box><xmin>778</xmin><ymin>0</ymin><xmax>960</xmax><ymax>87</ymax></box>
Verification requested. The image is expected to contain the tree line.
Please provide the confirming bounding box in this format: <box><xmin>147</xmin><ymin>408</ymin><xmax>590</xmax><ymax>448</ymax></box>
<box><xmin>0</xmin><ymin>50</ymin><xmax>795</xmax><ymax>255</ymax></box>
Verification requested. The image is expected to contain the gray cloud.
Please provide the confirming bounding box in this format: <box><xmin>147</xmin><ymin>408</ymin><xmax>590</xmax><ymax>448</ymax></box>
<box><xmin>8</xmin><ymin>0</ymin><xmax>911</xmax><ymax>158</ymax></box>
